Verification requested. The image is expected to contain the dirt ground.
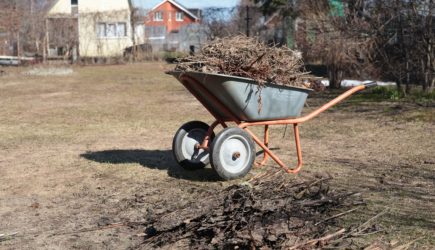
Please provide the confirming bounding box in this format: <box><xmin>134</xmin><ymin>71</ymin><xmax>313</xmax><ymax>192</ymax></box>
<box><xmin>0</xmin><ymin>63</ymin><xmax>434</xmax><ymax>249</ymax></box>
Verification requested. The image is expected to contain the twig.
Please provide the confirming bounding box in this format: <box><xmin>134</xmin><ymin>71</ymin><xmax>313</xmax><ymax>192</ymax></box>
<box><xmin>281</xmin><ymin>124</ymin><xmax>289</xmax><ymax>138</ymax></box>
<box><xmin>392</xmin><ymin>237</ymin><xmax>424</xmax><ymax>250</ymax></box>
<box><xmin>242</xmin><ymin>52</ymin><xmax>266</xmax><ymax>71</ymax></box>
<box><xmin>288</xmin><ymin>228</ymin><xmax>346</xmax><ymax>250</ymax></box>
<box><xmin>353</xmin><ymin>229</ymin><xmax>384</xmax><ymax>237</ymax></box>
<box><xmin>351</xmin><ymin>209</ymin><xmax>389</xmax><ymax>235</ymax></box>
<box><xmin>294</xmin><ymin>192</ymin><xmax>357</xmax><ymax>206</ymax></box>
<box><xmin>247</xmin><ymin>169</ymin><xmax>280</xmax><ymax>184</ymax></box>
<box><xmin>49</xmin><ymin>223</ymin><xmax>126</xmax><ymax>237</ymax></box>
<box><xmin>315</xmin><ymin>207</ymin><xmax>359</xmax><ymax>225</ymax></box>
<box><xmin>247</xmin><ymin>171</ymin><xmax>269</xmax><ymax>183</ymax></box>
<box><xmin>331</xmin><ymin>208</ymin><xmax>389</xmax><ymax>243</ymax></box>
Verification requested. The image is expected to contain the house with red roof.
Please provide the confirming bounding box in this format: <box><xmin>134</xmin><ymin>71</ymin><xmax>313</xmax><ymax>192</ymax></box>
<box><xmin>145</xmin><ymin>0</ymin><xmax>201</xmax><ymax>42</ymax></box>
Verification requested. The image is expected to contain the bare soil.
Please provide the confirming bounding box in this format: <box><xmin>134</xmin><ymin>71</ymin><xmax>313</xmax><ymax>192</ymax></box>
<box><xmin>0</xmin><ymin>63</ymin><xmax>434</xmax><ymax>249</ymax></box>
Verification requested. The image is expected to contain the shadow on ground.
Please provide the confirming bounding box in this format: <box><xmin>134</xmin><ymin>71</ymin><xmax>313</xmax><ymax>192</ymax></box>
<box><xmin>80</xmin><ymin>149</ymin><xmax>221</xmax><ymax>182</ymax></box>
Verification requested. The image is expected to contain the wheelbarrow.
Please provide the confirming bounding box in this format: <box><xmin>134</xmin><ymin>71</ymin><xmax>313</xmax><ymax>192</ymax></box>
<box><xmin>167</xmin><ymin>71</ymin><xmax>377</xmax><ymax>180</ymax></box>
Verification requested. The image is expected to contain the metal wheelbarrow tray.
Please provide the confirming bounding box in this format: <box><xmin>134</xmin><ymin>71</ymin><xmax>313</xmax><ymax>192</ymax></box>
<box><xmin>167</xmin><ymin>71</ymin><xmax>377</xmax><ymax>180</ymax></box>
<box><xmin>168</xmin><ymin>71</ymin><xmax>311</xmax><ymax>121</ymax></box>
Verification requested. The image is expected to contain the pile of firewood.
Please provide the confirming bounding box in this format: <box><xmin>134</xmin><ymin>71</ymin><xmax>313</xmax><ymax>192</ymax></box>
<box><xmin>174</xmin><ymin>36</ymin><xmax>309</xmax><ymax>88</ymax></box>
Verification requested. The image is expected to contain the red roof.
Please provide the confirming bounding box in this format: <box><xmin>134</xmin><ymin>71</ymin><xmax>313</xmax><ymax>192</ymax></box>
<box><xmin>151</xmin><ymin>0</ymin><xmax>199</xmax><ymax>20</ymax></box>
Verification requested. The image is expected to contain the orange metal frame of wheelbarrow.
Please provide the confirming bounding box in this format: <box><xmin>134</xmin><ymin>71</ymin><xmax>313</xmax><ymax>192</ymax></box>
<box><xmin>179</xmin><ymin>75</ymin><xmax>376</xmax><ymax>174</ymax></box>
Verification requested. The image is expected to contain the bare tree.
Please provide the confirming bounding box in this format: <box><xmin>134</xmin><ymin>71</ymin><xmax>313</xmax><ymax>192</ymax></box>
<box><xmin>202</xmin><ymin>7</ymin><xmax>239</xmax><ymax>40</ymax></box>
<box><xmin>421</xmin><ymin>0</ymin><xmax>435</xmax><ymax>92</ymax></box>
<box><xmin>0</xmin><ymin>1</ymin><xmax>24</xmax><ymax>56</ymax></box>
<box><xmin>128</xmin><ymin>0</ymin><xmax>143</xmax><ymax>62</ymax></box>
<box><xmin>297</xmin><ymin>0</ymin><xmax>376</xmax><ymax>88</ymax></box>
<box><xmin>369</xmin><ymin>0</ymin><xmax>434</xmax><ymax>93</ymax></box>
<box><xmin>254</xmin><ymin>0</ymin><xmax>433</xmax><ymax>92</ymax></box>
<box><xmin>0</xmin><ymin>0</ymin><xmax>56</xmax><ymax>58</ymax></box>
<box><xmin>253</xmin><ymin>0</ymin><xmax>375</xmax><ymax>88</ymax></box>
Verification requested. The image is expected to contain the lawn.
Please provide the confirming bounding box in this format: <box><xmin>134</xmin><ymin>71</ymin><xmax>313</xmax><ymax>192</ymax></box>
<box><xmin>0</xmin><ymin>63</ymin><xmax>433</xmax><ymax>249</ymax></box>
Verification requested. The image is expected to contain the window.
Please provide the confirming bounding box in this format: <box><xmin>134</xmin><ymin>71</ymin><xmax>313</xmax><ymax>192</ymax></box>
<box><xmin>107</xmin><ymin>23</ymin><xmax>116</xmax><ymax>37</ymax></box>
<box><xmin>97</xmin><ymin>23</ymin><xmax>106</xmax><ymax>37</ymax></box>
<box><xmin>71</xmin><ymin>0</ymin><xmax>78</xmax><ymax>5</ymax></box>
<box><xmin>97</xmin><ymin>22</ymin><xmax>127</xmax><ymax>38</ymax></box>
<box><xmin>176</xmin><ymin>11</ymin><xmax>184</xmax><ymax>21</ymax></box>
<box><xmin>154</xmin><ymin>11</ymin><xmax>163</xmax><ymax>21</ymax></box>
<box><xmin>145</xmin><ymin>26</ymin><xmax>166</xmax><ymax>40</ymax></box>
<box><xmin>116</xmin><ymin>23</ymin><xmax>126</xmax><ymax>37</ymax></box>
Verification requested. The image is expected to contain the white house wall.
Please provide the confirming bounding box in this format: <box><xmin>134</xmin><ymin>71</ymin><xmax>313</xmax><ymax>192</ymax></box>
<box><xmin>79</xmin><ymin>10</ymin><xmax>133</xmax><ymax>57</ymax></box>
<box><xmin>78</xmin><ymin>0</ymin><xmax>130</xmax><ymax>13</ymax></box>
<box><xmin>48</xmin><ymin>0</ymin><xmax>134</xmax><ymax>57</ymax></box>
<box><xmin>48</xmin><ymin>0</ymin><xmax>130</xmax><ymax>15</ymax></box>
<box><xmin>78</xmin><ymin>0</ymin><xmax>133</xmax><ymax>57</ymax></box>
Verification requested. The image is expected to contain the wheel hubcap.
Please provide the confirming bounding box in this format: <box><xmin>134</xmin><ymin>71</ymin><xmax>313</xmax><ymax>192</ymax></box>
<box><xmin>219</xmin><ymin>135</ymin><xmax>251</xmax><ymax>174</ymax></box>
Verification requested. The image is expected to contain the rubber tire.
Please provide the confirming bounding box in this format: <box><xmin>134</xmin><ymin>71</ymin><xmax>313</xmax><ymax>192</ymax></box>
<box><xmin>210</xmin><ymin>127</ymin><xmax>255</xmax><ymax>180</ymax></box>
<box><xmin>172</xmin><ymin>121</ymin><xmax>215</xmax><ymax>170</ymax></box>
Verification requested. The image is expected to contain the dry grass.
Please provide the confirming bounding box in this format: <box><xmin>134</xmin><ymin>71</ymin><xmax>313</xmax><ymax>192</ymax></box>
<box><xmin>0</xmin><ymin>63</ymin><xmax>433</xmax><ymax>249</ymax></box>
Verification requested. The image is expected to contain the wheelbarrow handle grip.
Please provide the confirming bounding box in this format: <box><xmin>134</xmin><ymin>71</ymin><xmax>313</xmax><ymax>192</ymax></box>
<box><xmin>364</xmin><ymin>81</ymin><xmax>377</xmax><ymax>88</ymax></box>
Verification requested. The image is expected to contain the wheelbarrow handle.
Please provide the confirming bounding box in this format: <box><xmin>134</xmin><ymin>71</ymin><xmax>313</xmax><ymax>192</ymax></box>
<box><xmin>298</xmin><ymin>85</ymin><xmax>366</xmax><ymax>122</ymax></box>
<box><xmin>240</xmin><ymin>83</ymin><xmax>374</xmax><ymax>128</ymax></box>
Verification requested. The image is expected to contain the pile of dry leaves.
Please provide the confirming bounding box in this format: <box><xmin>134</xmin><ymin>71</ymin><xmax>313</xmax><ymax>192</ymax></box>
<box><xmin>174</xmin><ymin>36</ymin><xmax>309</xmax><ymax>88</ymax></box>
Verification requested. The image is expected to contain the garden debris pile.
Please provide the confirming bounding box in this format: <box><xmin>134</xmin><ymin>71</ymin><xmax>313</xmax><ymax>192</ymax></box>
<box><xmin>141</xmin><ymin>172</ymin><xmax>377</xmax><ymax>249</ymax></box>
<box><xmin>174</xmin><ymin>36</ymin><xmax>309</xmax><ymax>88</ymax></box>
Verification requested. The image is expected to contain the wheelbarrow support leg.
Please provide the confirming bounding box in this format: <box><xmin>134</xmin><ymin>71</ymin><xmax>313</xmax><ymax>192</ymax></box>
<box><xmin>257</xmin><ymin>125</ymin><xmax>270</xmax><ymax>166</ymax></box>
<box><xmin>197</xmin><ymin>120</ymin><xmax>228</xmax><ymax>150</ymax></box>
<box><xmin>198</xmin><ymin>120</ymin><xmax>220</xmax><ymax>150</ymax></box>
<box><xmin>293</xmin><ymin>124</ymin><xmax>303</xmax><ymax>173</ymax></box>
<box><xmin>244</xmin><ymin>126</ymin><xmax>303</xmax><ymax>174</ymax></box>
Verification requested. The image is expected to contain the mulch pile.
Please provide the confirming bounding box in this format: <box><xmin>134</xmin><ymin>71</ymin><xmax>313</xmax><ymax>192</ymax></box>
<box><xmin>174</xmin><ymin>36</ymin><xmax>309</xmax><ymax>88</ymax></box>
<box><xmin>140</xmin><ymin>172</ymin><xmax>381</xmax><ymax>249</ymax></box>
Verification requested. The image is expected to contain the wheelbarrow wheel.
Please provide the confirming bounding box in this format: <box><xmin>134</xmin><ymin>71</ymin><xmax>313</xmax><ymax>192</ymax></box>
<box><xmin>172</xmin><ymin>121</ymin><xmax>215</xmax><ymax>170</ymax></box>
<box><xmin>210</xmin><ymin>127</ymin><xmax>255</xmax><ymax>180</ymax></box>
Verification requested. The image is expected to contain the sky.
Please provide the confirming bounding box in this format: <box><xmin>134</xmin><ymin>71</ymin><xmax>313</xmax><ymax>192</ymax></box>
<box><xmin>133</xmin><ymin>0</ymin><xmax>240</xmax><ymax>9</ymax></box>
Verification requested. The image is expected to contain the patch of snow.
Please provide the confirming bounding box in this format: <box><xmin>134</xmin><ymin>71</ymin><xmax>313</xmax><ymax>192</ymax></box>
<box><xmin>23</xmin><ymin>67</ymin><xmax>74</xmax><ymax>76</ymax></box>
<box><xmin>320</xmin><ymin>79</ymin><xmax>396</xmax><ymax>88</ymax></box>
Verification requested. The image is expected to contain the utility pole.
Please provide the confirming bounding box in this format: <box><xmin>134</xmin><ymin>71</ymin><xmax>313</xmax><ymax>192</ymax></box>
<box><xmin>245</xmin><ymin>5</ymin><xmax>251</xmax><ymax>37</ymax></box>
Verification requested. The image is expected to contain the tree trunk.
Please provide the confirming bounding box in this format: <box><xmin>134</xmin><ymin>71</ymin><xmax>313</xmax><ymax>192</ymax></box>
<box><xmin>128</xmin><ymin>0</ymin><xmax>137</xmax><ymax>62</ymax></box>
<box><xmin>44</xmin><ymin>19</ymin><xmax>49</xmax><ymax>63</ymax></box>
<box><xmin>16</xmin><ymin>32</ymin><xmax>20</xmax><ymax>57</ymax></box>
<box><xmin>429</xmin><ymin>35</ymin><xmax>435</xmax><ymax>92</ymax></box>
<box><xmin>424</xmin><ymin>0</ymin><xmax>434</xmax><ymax>92</ymax></box>
<box><xmin>405</xmin><ymin>61</ymin><xmax>411</xmax><ymax>94</ymax></box>
<box><xmin>422</xmin><ymin>58</ymin><xmax>428</xmax><ymax>92</ymax></box>
<box><xmin>328</xmin><ymin>65</ymin><xmax>343</xmax><ymax>89</ymax></box>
